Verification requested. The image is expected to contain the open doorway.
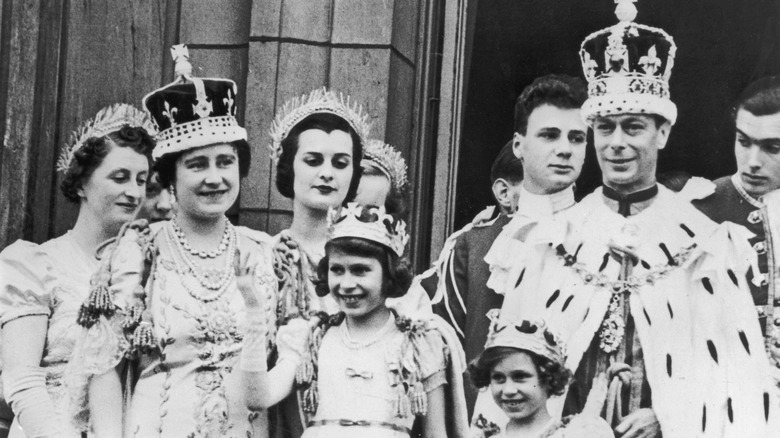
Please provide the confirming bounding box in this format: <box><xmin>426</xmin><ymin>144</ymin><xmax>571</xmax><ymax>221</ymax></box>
<box><xmin>452</xmin><ymin>0</ymin><xmax>780</xmax><ymax>228</ymax></box>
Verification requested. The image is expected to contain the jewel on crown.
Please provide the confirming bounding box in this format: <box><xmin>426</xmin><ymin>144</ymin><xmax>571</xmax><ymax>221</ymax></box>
<box><xmin>268</xmin><ymin>87</ymin><xmax>373</xmax><ymax>163</ymax></box>
<box><xmin>579</xmin><ymin>0</ymin><xmax>678</xmax><ymax>124</ymax></box>
<box><xmin>328</xmin><ymin>203</ymin><xmax>409</xmax><ymax>257</ymax></box>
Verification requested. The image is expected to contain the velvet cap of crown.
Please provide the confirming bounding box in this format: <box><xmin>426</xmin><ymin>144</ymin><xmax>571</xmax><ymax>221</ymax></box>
<box><xmin>580</xmin><ymin>0</ymin><xmax>677</xmax><ymax>125</ymax></box>
<box><xmin>143</xmin><ymin>44</ymin><xmax>247</xmax><ymax>159</ymax></box>
<box><xmin>483</xmin><ymin>309</ymin><xmax>566</xmax><ymax>365</ymax></box>
<box><xmin>328</xmin><ymin>203</ymin><xmax>409</xmax><ymax>257</ymax></box>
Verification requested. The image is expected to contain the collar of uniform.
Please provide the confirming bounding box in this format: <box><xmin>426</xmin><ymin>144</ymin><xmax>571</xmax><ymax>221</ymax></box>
<box><xmin>601</xmin><ymin>184</ymin><xmax>659</xmax><ymax>217</ymax></box>
<box><xmin>518</xmin><ymin>185</ymin><xmax>576</xmax><ymax>216</ymax></box>
<box><xmin>731</xmin><ymin>173</ymin><xmax>780</xmax><ymax>206</ymax></box>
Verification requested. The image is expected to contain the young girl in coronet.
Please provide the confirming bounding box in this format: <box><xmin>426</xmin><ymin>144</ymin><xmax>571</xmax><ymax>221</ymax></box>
<box><xmin>237</xmin><ymin>203</ymin><xmax>468</xmax><ymax>437</ymax></box>
<box><xmin>469</xmin><ymin>311</ymin><xmax>613</xmax><ymax>438</ymax></box>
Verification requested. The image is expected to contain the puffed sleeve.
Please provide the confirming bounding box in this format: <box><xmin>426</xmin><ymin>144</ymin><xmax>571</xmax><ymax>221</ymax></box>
<box><xmin>0</xmin><ymin>240</ymin><xmax>55</xmax><ymax>326</ymax></box>
<box><xmin>67</xmin><ymin>223</ymin><xmax>152</xmax><ymax>430</ymax></box>
<box><xmin>399</xmin><ymin>321</ymin><xmax>448</xmax><ymax>393</ymax></box>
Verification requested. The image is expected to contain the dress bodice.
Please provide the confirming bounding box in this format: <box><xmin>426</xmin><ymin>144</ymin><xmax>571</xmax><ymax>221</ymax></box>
<box><xmin>0</xmin><ymin>232</ymin><xmax>98</xmax><ymax>437</ymax></box>
<box><xmin>124</xmin><ymin>225</ymin><xmax>277</xmax><ymax>438</ymax></box>
<box><xmin>302</xmin><ymin>316</ymin><xmax>447</xmax><ymax>438</ymax></box>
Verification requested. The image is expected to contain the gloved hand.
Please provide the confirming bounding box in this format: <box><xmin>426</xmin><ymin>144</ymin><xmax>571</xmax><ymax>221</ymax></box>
<box><xmin>275</xmin><ymin>318</ymin><xmax>312</xmax><ymax>363</ymax></box>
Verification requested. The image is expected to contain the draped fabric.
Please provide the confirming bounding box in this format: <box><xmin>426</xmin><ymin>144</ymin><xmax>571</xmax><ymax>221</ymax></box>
<box><xmin>476</xmin><ymin>186</ymin><xmax>780</xmax><ymax>437</ymax></box>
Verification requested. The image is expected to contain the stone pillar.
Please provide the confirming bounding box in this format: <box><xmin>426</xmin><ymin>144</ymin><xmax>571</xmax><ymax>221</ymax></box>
<box><xmin>241</xmin><ymin>0</ymin><xmax>422</xmax><ymax>235</ymax></box>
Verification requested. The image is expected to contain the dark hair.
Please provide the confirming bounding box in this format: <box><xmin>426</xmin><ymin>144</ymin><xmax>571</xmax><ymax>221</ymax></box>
<box><xmin>733</xmin><ymin>75</ymin><xmax>780</xmax><ymax>119</ymax></box>
<box><xmin>514</xmin><ymin>74</ymin><xmax>588</xmax><ymax>135</ymax></box>
<box><xmin>468</xmin><ymin>347</ymin><xmax>571</xmax><ymax>397</ymax></box>
<box><xmin>154</xmin><ymin>139</ymin><xmax>251</xmax><ymax>188</ymax></box>
<box><xmin>490</xmin><ymin>140</ymin><xmax>523</xmax><ymax>184</ymax></box>
<box><xmin>361</xmin><ymin>163</ymin><xmax>410</xmax><ymax>218</ymax></box>
<box><xmin>275</xmin><ymin>113</ymin><xmax>363</xmax><ymax>202</ymax></box>
<box><xmin>60</xmin><ymin>125</ymin><xmax>155</xmax><ymax>203</ymax></box>
<box><xmin>314</xmin><ymin>237</ymin><xmax>412</xmax><ymax>299</ymax></box>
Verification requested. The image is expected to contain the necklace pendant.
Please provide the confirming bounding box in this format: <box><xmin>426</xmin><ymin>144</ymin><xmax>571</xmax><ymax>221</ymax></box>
<box><xmin>599</xmin><ymin>310</ymin><xmax>625</xmax><ymax>353</ymax></box>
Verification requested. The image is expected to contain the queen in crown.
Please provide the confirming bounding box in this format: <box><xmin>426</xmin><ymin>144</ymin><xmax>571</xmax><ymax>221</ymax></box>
<box><xmin>235</xmin><ymin>203</ymin><xmax>469</xmax><ymax>437</ymax></box>
<box><xmin>66</xmin><ymin>45</ymin><xmax>308</xmax><ymax>437</ymax></box>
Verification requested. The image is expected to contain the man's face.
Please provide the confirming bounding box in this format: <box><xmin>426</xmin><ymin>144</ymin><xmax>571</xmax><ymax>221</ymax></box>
<box><xmin>513</xmin><ymin>105</ymin><xmax>587</xmax><ymax>195</ymax></box>
<box><xmin>734</xmin><ymin>109</ymin><xmax>780</xmax><ymax>198</ymax></box>
<box><xmin>593</xmin><ymin>114</ymin><xmax>670</xmax><ymax>194</ymax></box>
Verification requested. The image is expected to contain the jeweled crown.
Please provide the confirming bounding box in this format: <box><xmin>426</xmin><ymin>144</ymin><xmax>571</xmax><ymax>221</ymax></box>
<box><xmin>363</xmin><ymin>139</ymin><xmax>408</xmax><ymax>191</ymax></box>
<box><xmin>143</xmin><ymin>44</ymin><xmax>247</xmax><ymax>159</ymax></box>
<box><xmin>328</xmin><ymin>203</ymin><xmax>409</xmax><ymax>257</ymax></box>
<box><xmin>483</xmin><ymin>309</ymin><xmax>566</xmax><ymax>365</ymax></box>
<box><xmin>57</xmin><ymin>103</ymin><xmax>156</xmax><ymax>173</ymax></box>
<box><xmin>269</xmin><ymin>87</ymin><xmax>372</xmax><ymax>163</ymax></box>
<box><xmin>580</xmin><ymin>0</ymin><xmax>677</xmax><ymax>125</ymax></box>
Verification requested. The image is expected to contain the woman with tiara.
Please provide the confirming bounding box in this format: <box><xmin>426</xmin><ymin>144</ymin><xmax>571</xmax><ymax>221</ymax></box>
<box><xmin>263</xmin><ymin>89</ymin><xmax>371</xmax><ymax>436</ymax></box>
<box><xmin>69</xmin><ymin>45</ymin><xmax>306</xmax><ymax>437</ymax></box>
<box><xmin>0</xmin><ymin>104</ymin><xmax>155</xmax><ymax>437</ymax></box>
<box><xmin>354</xmin><ymin>139</ymin><xmax>409</xmax><ymax>216</ymax></box>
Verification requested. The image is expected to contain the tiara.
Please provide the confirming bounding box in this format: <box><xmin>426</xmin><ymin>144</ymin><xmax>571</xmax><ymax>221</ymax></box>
<box><xmin>328</xmin><ymin>203</ymin><xmax>409</xmax><ymax>257</ymax></box>
<box><xmin>57</xmin><ymin>104</ymin><xmax>155</xmax><ymax>173</ymax></box>
<box><xmin>483</xmin><ymin>309</ymin><xmax>566</xmax><ymax>364</ymax></box>
<box><xmin>268</xmin><ymin>87</ymin><xmax>373</xmax><ymax>163</ymax></box>
<box><xmin>363</xmin><ymin>139</ymin><xmax>408</xmax><ymax>191</ymax></box>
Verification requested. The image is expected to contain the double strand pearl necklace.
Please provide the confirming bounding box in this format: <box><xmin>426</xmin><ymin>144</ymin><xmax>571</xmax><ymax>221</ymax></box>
<box><xmin>171</xmin><ymin>216</ymin><xmax>231</xmax><ymax>259</ymax></box>
<box><xmin>339</xmin><ymin>314</ymin><xmax>396</xmax><ymax>350</ymax></box>
<box><xmin>166</xmin><ymin>218</ymin><xmax>237</xmax><ymax>302</ymax></box>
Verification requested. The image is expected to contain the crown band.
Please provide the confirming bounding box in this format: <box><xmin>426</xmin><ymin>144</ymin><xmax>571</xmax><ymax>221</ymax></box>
<box><xmin>328</xmin><ymin>203</ymin><xmax>408</xmax><ymax>257</ymax></box>
<box><xmin>152</xmin><ymin>116</ymin><xmax>247</xmax><ymax>159</ymax></box>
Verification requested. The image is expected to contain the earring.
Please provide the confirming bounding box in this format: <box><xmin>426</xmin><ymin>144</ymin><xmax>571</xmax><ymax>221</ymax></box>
<box><xmin>169</xmin><ymin>186</ymin><xmax>176</xmax><ymax>203</ymax></box>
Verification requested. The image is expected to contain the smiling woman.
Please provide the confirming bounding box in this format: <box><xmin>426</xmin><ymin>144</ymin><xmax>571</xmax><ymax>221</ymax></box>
<box><xmin>65</xmin><ymin>45</ymin><xmax>283</xmax><ymax>438</ymax></box>
<box><xmin>0</xmin><ymin>103</ymin><xmax>155</xmax><ymax>438</ymax></box>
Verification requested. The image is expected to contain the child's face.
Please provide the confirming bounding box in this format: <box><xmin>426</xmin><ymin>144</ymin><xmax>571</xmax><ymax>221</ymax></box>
<box><xmin>328</xmin><ymin>249</ymin><xmax>386</xmax><ymax>321</ymax></box>
<box><xmin>490</xmin><ymin>351</ymin><xmax>549</xmax><ymax>424</ymax></box>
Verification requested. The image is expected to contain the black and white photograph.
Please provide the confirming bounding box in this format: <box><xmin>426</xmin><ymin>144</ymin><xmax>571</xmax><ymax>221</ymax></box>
<box><xmin>0</xmin><ymin>0</ymin><xmax>779</xmax><ymax>437</ymax></box>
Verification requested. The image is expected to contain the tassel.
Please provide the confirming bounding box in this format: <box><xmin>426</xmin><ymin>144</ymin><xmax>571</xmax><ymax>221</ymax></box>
<box><xmin>132</xmin><ymin>318</ymin><xmax>156</xmax><ymax>353</ymax></box>
<box><xmin>296</xmin><ymin>351</ymin><xmax>314</xmax><ymax>385</ymax></box>
<box><xmin>409</xmin><ymin>379</ymin><xmax>427</xmax><ymax>416</ymax></box>
<box><xmin>77</xmin><ymin>284</ymin><xmax>115</xmax><ymax>328</ymax></box>
<box><xmin>302</xmin><ymin>382</ymin><xmax>319</xmax><ymax>414</ymax></box>
<box><xmin>393</xmin><ymin>383</ymin><xmax>410</xmax><ymax>418</ymax></box>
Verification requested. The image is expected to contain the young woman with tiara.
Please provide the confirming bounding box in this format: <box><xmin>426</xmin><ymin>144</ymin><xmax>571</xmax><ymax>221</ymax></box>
<box><xmin>354</xmin><ymin>139</ymin><xmax>409</xmax><ymax>217</ymax></box>
<box><xmin>235</xmin><ymin>203</ymin><xmax>469</xmax><ymax>437</ymax></box>
<box><xmin>0</xmin><ymin>104</ymin><xmax>155</xmax><ymax>437</ymax></box>
<box><xmin>67</xmin><ymin>45</ymin><xmax>307</xmax><ymax>437</ymax></box>
<box><xmin>469</xmin><ymin>310</ymin><xmax>614</xmax><ymax>438</ymax></box>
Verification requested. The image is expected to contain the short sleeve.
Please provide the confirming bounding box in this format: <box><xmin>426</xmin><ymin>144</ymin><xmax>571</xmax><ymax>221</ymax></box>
<box><xmin>412</xmin><ymin>328</ymin><xmax>448</xmax><ymax>392</ymax></box>
<box><xmin>107</xmin><ymin>228</ymin><xmax>148</xmax><ymax>311</ymax></box>
<box><xmin>0</xmin><ymin>240</ymin><xmax>54</xmax><ymax>326</ymax></box>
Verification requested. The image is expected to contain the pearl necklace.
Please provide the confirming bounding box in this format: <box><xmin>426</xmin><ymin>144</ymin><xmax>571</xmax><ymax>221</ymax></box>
<box><xmin>165</xmin><ymin>220</ymin><xmax>237</xmax><ymax>302</ymax></box>
<box><xmin>339</xmin><ymin>314</ymin><xmax>396</xmax><ymax>350</ymax></box>
<box><xmin>171</xmin><ymin>216</ymin><xmax>231</xmax><ymax>259</ymax></box>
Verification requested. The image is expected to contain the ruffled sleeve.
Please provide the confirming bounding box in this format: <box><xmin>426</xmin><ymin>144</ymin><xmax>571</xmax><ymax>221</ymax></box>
<box><xmin>0</xmin><ymin>240</ymin><xmax>55</xmax><ymax>326</ymax></box>
<box><xmin>66</xmin><ymin>222</ymin><xmax>153</xmax><ymax>431</ymax></box>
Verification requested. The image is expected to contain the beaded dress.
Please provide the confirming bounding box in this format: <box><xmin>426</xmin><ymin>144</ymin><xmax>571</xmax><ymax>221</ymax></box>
<box><xmin>69</xmin><ymin>220</ymin><xmax>278</xmax><ymax>438</ymax></box>
<box><xmin>0</xmin><ymin>232</ymin><xmax>98</xmax><ymax>438</ymax></box>
<box><xmin>296</xmin><ymin>313</ymin><xmax>447</xmax><ymax>438</ymax></box>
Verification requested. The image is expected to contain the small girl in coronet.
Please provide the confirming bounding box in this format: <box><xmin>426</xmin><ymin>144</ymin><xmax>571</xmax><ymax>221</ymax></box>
<box><xmin>237</xmin><ymin>203</ymin><xmax>468</xmax><ymax>437</ymax></box>
<box><xmin>469</xmin><ymin>310</ymin><xmax>613</xmax><ymax>438</ymax></box>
